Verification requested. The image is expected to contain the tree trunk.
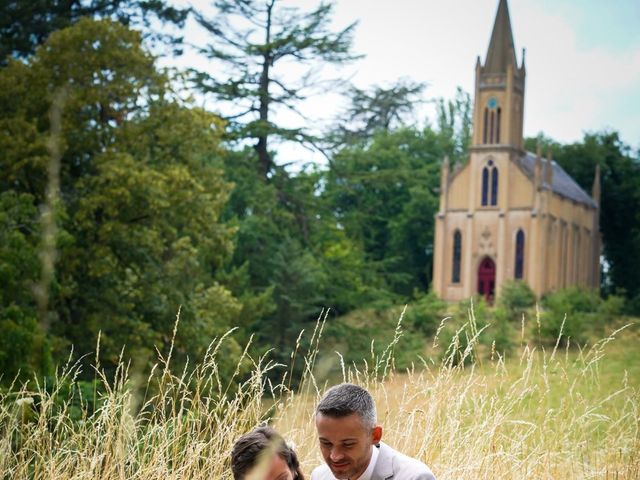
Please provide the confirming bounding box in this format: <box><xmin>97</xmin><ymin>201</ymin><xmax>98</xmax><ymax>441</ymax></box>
<box><xmin>255</xmin><ymin>0</ymin><xmax>275</xmax><ymax>179</ymax></box>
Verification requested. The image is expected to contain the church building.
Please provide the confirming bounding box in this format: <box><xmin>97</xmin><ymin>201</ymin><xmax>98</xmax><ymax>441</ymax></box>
<box><xmin>432</xmin><ymin>0</ymin><xmax>600</xmax><ymax>303</ymax></box>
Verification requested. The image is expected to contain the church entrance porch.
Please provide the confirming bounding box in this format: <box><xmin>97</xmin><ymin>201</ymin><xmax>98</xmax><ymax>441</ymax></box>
<box><xmin>478</xmin><ymin>257</ymin><xmax>496</xmax><ymax>304</ymax></box>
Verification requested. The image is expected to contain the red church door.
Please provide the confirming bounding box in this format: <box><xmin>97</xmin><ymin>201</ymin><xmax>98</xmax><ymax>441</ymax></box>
<box><xmin>477</xmin><ymin>257</ymin><xmax>496</xmax><ymax>304</ymax></box>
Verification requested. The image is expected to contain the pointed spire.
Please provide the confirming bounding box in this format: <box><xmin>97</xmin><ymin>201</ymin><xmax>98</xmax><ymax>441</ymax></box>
<box><xmin>484</xmin><ymin>0</ymin><xmax>518</xmax><ymax>73</ymax></box>
<box><xmin>441</xmin><ymin>155</ymin><xmax>450</xmax><ymax>189</ymax></box>
<box><xmin>534</xmin><ymin>143</ymin><xmax>542</xmax><ymax>187</ymax></box>
<box><xmin>439</xmin><ymin>156</ymin><xmax>450</xmax><ymax>212</ymax></box>
<box><xmin>545</xmin><ymin>146</ymin><xmax>554</xmax><ymax>185</ymax></box>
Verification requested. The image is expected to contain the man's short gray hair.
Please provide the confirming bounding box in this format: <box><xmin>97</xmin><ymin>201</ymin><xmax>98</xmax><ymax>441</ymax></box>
<box><xmin>315</xmin><ymin>383</ymin><xmax>377</xmax><ymax>429</ymax></box>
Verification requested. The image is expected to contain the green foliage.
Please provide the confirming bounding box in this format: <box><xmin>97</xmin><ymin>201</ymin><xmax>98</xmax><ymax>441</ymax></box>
<box><xmin>405</xmin><ymin>291</ymin><xmax>447</xmax><ymax>337</ymax></box>
<box><xmin>327</xmin><ymin>79</ymin><xmax>426</xmax><ymax>147</ymax></box>
<box><xmin>434</xmin><ymin>296</ymin><xmax>520</xmax><ymax>362</ymax></box>
<box><xmin>323</xmin><ymin>128</ymin><xmax>443</xmax><ymax>297</ymax></box>
<box><xmin>217</xmin><ymin>146</ymin><xmax>385</xmax><ymax>374</ymax></box>
<box><xmin>321</xmin><ymin>306</ymin><xmax>427</xmax><ymax>374</ymax></box>
<box><xmin>624</xmin><ymin>293</ymin><xmax>640</xmax><ymax>317</ymax></box>
<box><xmin>0</xmin><ymin>0</ymin><xmax>188</xmax><ymax>64</ymax></box>
<box><xmin>193</xmin><ymin>0</ymin><xmax>359</xmax><ymax>176</ymax></box>
<box><xmin>0</xmin><ymin>191</ymin><xmax>53</xmax><ymax>381</ymax></box>
<box><xmin>266</xmin><ymin>238</ymin><xmax>327</xmax><ymax>346</ymax></box>
<box><xmin>2</xmin><ymin>0</ymin><xmax>635</xmax><ymax>391</ymax></box>
<box><xmin>436</xmin><ymin>296</ymin><xmax>486</xmax><ymax>365</ymax></box>
<box><xmin>490</xmin><ymin>307</ymin><xmax>517</xmax><ymax>356</ymax></box>
<box><xmin>320</xmin><ymin>86</ymin><xmax>472</xmax><ymax>307</ymax></box>
<box><xmin>456</xmin><ymin>296</ymin><xmax>491</xmax><ymax>331</ymax></box>
<box><xmin>539</xmin><ymin>287</ymin><xmax>604</xmax><ymax>345</ymax></box>
<box><xmin>315</xmin><ymin>226</ymin><xmax>387</xmax><ymax>312</ymax></box>
<box><xmin>434</xmin><ymin>86</ymin><xmax>472</xmax><ymax>164</ymax></box>
<box><xmin>599</xmin><ymin>294</ymin><xmax>625</xmax><ymax>323</ymax></box>
<box><xmin>498</xmin><ymin>280</ymin><xmax>536</xmax><ymax>320</ymax></box>
<box><xmin>460</xmin><ymin>296</ymin><xmax>518</xmax><ymax>357</ymax></box>
<box><xmin>0</xmin><ymin>19</ymin><xmax>241</xmax><ymax>380</ymax></box>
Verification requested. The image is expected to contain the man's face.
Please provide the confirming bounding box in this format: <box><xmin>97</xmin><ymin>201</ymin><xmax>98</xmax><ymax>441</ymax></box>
<box><xmin>315</xmin><ymin>412</ymin><xmax>382</xmax><ymax>480</ymax></box>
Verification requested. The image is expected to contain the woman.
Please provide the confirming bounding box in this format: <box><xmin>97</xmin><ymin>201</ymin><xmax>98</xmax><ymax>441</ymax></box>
<box><xmin>231</xmin><ymin>426</ymin><xmax>305</xmax><ymax>480</ymax></box>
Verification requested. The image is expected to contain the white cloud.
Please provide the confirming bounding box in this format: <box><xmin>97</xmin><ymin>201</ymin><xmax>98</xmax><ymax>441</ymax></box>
<box><xmin>516</xmin><ymin>1</ymin><xmax>640</xmax><ymax>144</ymax></box>
<box><xmin>172</xmin><ymin>0</ymin><xmax>640</xmax><ymax>159</ymax></box>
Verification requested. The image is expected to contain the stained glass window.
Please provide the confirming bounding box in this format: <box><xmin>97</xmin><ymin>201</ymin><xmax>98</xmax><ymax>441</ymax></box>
<box><xmin>452</xmin><ymin>230</ymin><xmax>462</xmax><ymax>283</ymax></box>
<box><xmin>515</xmin><ymin>229</ymin><xmax>525</xmax><ymax>279</ymax></box>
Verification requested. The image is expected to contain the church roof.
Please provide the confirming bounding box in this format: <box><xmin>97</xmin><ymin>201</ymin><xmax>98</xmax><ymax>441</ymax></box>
<box><xmin>520</xmin><ymin>151</ymin><xmax>598</xmax><ymax>208</ymax></box>
<box><xmin>484</xmin><ymin>0</ymin><xmax>518</xmax><ymax>73</ymax></box>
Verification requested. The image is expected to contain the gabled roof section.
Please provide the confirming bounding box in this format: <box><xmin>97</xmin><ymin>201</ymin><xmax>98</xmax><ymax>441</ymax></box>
<box><xmin>484</xmin><ymin>0</ymin><xmax>518</xmax><ymax>73</ymax></box>
<box><xmin>519</xmin><ymin>152</ymin><xmax>598</xmax><ymax>208</ymax></box>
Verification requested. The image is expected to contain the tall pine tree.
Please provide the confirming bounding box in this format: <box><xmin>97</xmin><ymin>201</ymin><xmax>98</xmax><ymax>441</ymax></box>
<box><xmin>193</xmin><ymin>0</ymin><xmax>359</xmax><ymax>177</ymax></box>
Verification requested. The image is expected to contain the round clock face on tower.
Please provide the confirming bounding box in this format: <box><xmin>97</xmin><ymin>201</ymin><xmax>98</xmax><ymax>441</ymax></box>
<box><xmin>487</xmin><ymin>96</ymin><xmax>498</xmax><ymax>109</ymax></box>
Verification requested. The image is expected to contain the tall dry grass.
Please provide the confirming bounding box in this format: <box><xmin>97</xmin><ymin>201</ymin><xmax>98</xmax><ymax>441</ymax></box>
<box><xmin>1</xmin><ymin>310</ymin><xmax>638</xmax><ymax>479</ymax></box>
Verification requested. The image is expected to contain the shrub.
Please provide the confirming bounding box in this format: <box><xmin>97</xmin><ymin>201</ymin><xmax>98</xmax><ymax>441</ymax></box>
<box><xmin>588</xmin><ymin>293</ymin><xmax>626</xmax><ymax>336</ymax></box>
<box><xmin>498</xmin><ymin>280</ymin><xmax>536</xmax><ymax>320</ymax></box>
<box><xmin>624</xmin><ymin>292</ymin><xmax>640</xmax><ymax>316</ymax></box>
<box><xmin>456</xmin><ymin>295</ymin><xmax>490</xmax><ymax>330</ymax></box>
<box><xmin>405</xmin><ymin>291</ymin><xmax>448</xmax><ymax>337</ymax></box>
<box><xmin>488</xmin><ymin>306</ymin><xmax>517</xmax><ymax>356</ymax></box>
<box><xmin>438</xmin><ymin>296</ymin><xmax>489</xmax><ymax>365</ymax></box>
<box><xmin>539</xmin><ymin>287</ymin><xmax>600</xmax><ymax>345</ymax></box>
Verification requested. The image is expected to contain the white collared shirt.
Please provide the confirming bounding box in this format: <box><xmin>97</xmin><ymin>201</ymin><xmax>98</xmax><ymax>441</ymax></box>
<box><xmin>354</xmin><ymin>444</ymin><xmax>380</xmax><ymax>480</ymax></box>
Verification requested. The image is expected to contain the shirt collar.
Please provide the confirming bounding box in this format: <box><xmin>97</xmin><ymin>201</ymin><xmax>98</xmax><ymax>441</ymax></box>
<box><xmin>354</xmin><ymin>444</ymin><xmax>379</xmax><ymax>480</ymax></box>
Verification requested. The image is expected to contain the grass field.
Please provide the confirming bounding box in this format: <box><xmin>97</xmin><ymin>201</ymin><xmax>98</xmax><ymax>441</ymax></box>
<box><xmin>0</xmin><ymin>311</ymin><xmax>638</xmax><ymax>479</ymax></box>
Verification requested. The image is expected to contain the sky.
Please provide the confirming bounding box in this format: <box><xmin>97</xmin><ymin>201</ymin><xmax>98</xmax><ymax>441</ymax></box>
<box><xmin>175</xmin><ymin>0</ymin><xmax>640</xmax><ymax>162</ymax></box>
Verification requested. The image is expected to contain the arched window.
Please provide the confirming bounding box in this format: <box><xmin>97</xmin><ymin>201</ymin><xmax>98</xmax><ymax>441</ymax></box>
<box><xmin>483</xmin><ymin>108</ymin><xmax>488</xmax><ymax>144</ymax></box>
<box><xmin>481</xmin><ymin>160</ymin><xmax>498</xmax><ymax>206</ymax></box>
<box><xmin>484</xmin><ymin>97</ymin><xmax>500</xmax><ymax>144</ymax></box>
<box><xmin>491</xmin><ymin>166</ymin><xmax>499</xmax><ymax>205</ymax></box>
<box><xmin>489</xmin><ymin>110</ymin><xmax>496</xmax><ymax>143</ymax></box>
<box><xmin>574</xmin><ymin>230</ymin><xmax>581</xmax><ymax>283</ymax></box>
<box><xmin>452</xmin><ymin>230</ymin><xmax>462</xmax><ymax>283</ymax></box>
<box><xmin>481</xmin><ymin>167</ymin><xmax>489</xmax><ymax>206</ymax></box>
<box><xmin>515</xmin><ymin>229</ymin><xmax>525</xmax><ymax>279</ymax></box>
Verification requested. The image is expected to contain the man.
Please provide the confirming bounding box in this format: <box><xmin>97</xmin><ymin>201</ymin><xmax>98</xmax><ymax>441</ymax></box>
<box><xmin>311</xmin><ymin>383</ymin><xmax>436</xmax><ymax>480</ymax></box>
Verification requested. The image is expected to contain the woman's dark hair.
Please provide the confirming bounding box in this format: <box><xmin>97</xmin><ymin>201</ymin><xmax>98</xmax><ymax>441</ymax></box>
<box><xmin>231</xmin><ymin>426</ymin><xmax>304</xmax><ymax>480</ymax></box>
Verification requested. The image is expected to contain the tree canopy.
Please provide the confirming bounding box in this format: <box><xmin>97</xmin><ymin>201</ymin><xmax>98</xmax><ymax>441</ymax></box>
<box><xmin>0</xmin><ymin>0</ymin><xmax>188</xmax><ymax>64</ymax></box>
<box><xmin>326</xmin><ymin>79</ymin><xmax>427</xmax><ymax>148</ymax></box>
<box><xmin>0</xmin><ymin>18</ymin><xmax>240</xmax><ymax>378</ymax></box>
<box><xmin>193</xmin><ymin>0</ymin><xmax>360</xmax><ymax>177</ymax></box>
<box><xmin>1</xmin><ymin>0</ymin><xmax>639</xmax><ymax>389</ymax></box>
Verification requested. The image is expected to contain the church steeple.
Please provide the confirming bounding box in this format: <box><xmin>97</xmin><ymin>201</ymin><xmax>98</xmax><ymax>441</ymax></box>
<box><xmin>471</xmin><ymin>0</ymin><xmax>526</xmax><ymax>150</ymax></box>
<box><xmin>484</xmin><ymin>0</ymin><xmax>517</xmax><ymax>74</ymax></box>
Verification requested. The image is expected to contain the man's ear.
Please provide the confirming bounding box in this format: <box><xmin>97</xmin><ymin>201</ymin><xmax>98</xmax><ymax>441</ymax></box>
<box><xmin>371</xmin><ymin>425</ymin><xmax>383</xmax><ymax>444</ymax></box>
